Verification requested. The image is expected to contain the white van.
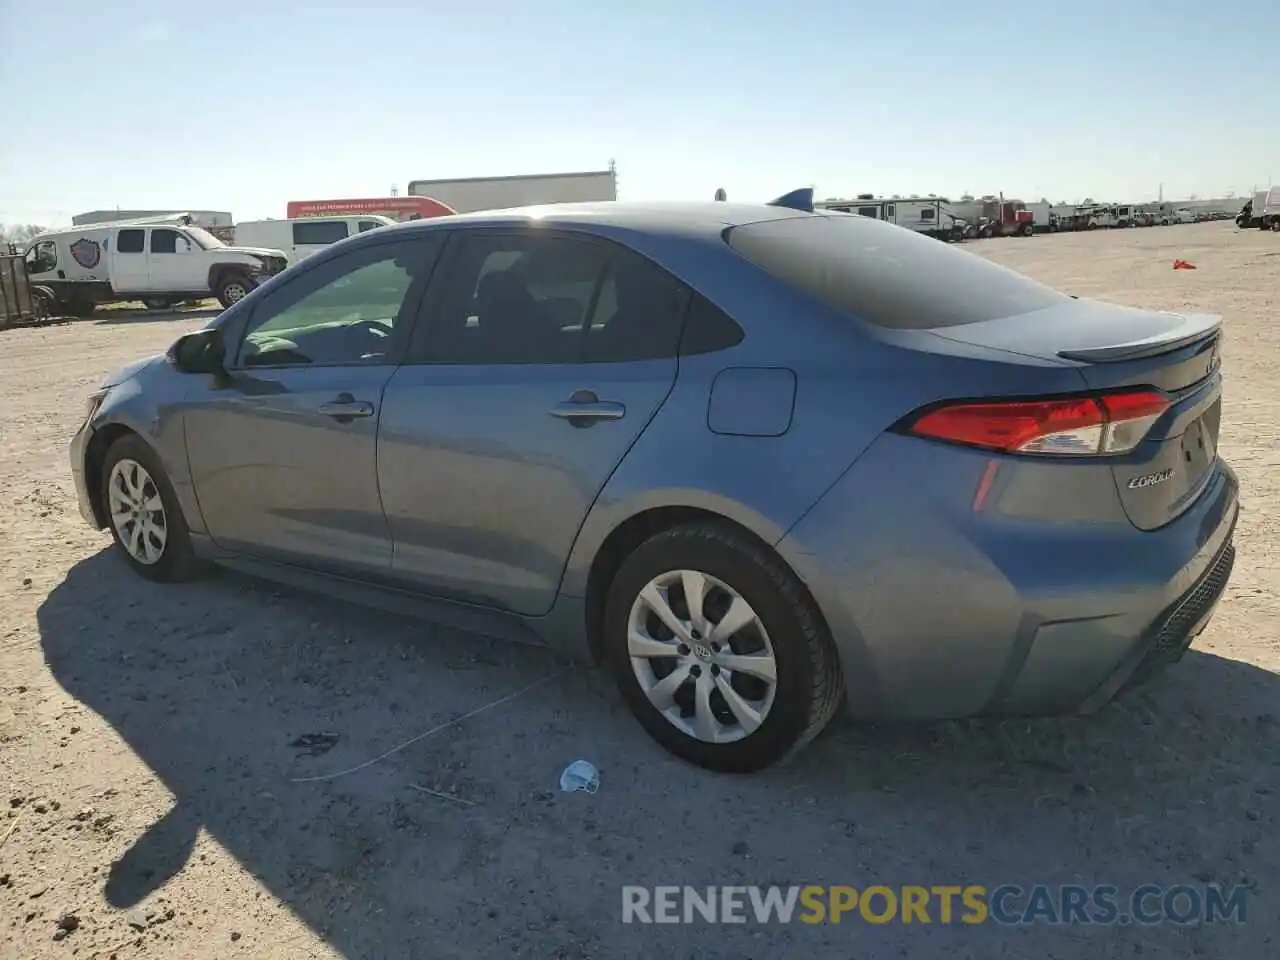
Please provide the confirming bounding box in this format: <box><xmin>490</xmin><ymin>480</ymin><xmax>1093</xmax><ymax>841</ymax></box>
<box><xmin>23</xmin><ymin>215</ymin><xmax>288</xmax><ymax>315</ymax></box>
<box><xmin>233</xmin><ymin>216</ymin><xmax>395</xmax><ymax>264</ymax></box>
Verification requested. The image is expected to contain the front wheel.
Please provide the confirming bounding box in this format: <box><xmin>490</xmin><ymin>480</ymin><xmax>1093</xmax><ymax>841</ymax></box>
<box><xmin>100</xmin><ymin>435</ymin><xmax>203</xmax><ymax>582</ymax></box>
<box><xmin>216</xmin><ymin>273</ymin><xmax>254</xmax><ymax>309</ymax></box>
<box><xmin>603</xmin><ymin>523</ymin><xmax>843</xmax><ymax>772</ymax></box>
<box><xmin>31</xmin><ymin>287</ymin><xmax>56</xmax><ymax>318</ymax></box>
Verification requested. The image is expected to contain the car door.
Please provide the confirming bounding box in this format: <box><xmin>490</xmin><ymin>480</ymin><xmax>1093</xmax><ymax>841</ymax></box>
<box><xmin>110</xmin><ymin>228</ymin><xmax>150</xmax><ymax>293</ymax></box>
<box><xmin>377</xmin><ymin>229</ymin><xmax>690</xmax><ymax>615</ymax></box>
<box><xmin>183</xmin><ymin>233</ymin><xmax>444</xmax><ymax>577</ymax></box>
<box><xmin>147</xmin><ymin>227</ymin><xmax>202</xmax><ymax>292</ymax></box>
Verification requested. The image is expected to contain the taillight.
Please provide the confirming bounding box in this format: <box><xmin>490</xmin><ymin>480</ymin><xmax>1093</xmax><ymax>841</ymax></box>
<box><xmin>907</xmin><ymin>389</ymin><xmax>1171</xmax><ymax>456</ymax></box>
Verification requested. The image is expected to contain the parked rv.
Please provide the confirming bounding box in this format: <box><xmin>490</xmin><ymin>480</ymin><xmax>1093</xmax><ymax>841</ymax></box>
<box><xmin>815</xmin><ymin>195</ymin><xmax>966</xmax><ymax>240</ymax></box>
<box><xmin>23</xmin><ymin>214</ymin><xmax>288</xmax><ymax>315</ymax></box>
<box><xmin>234</xmin><ymin>215</ymin><xmax>395</xmax><ymax>265</ymax></box>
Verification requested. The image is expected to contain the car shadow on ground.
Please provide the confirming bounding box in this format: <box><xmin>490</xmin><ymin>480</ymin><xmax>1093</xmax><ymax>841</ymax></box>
<box><xmin>93</xmin><ymin>306</ymin><xmax>221</xmax><ymax>326</ymax></box>
<box><xmin>38</xmin><ymin>550</ymin><xmax>1277</xmax><ymax>959</ymax></box>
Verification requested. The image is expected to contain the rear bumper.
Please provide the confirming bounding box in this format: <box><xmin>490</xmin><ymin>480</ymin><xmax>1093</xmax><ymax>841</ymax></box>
<box><xmin>777</xmin><ymin>437</ymin><xmax>1240</xmax><ymax>722</ymax></box>
<box><xmin>1079</xmin><ymin>534</ymin><xmax>1235</xmax><ymax>712</ymax></box>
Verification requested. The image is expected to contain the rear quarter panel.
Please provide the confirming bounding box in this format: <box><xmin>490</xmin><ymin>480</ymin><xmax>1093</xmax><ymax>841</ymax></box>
<box><xmin>557</xmin><ymin>230</ymin><xmax>1094</xmax><ymax>597</ymax></box>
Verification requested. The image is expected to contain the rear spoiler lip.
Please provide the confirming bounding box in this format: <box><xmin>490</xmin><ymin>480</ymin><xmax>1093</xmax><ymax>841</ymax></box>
<box><xmin>1056</xmin><ymin>312</ymin><xmax>1222</xmax><ymax>363</ymax></box>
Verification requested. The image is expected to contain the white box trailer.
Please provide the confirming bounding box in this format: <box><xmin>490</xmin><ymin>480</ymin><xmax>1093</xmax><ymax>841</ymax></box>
<box><xmin>406</xmin><ymin>169</ymin><xmax>617</xmax><ymax>214</ymax></box>
<box><xmin>1256</xmin><ymin>188</ymin><xmax>1280</xmax><ymax>230</ymax></box>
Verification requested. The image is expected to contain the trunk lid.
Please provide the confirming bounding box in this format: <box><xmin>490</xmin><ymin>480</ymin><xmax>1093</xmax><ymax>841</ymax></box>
<box><xmin>931</xmin><ymin>299</ymin><xmax>1223</xmax><ymax>531</ymax></box>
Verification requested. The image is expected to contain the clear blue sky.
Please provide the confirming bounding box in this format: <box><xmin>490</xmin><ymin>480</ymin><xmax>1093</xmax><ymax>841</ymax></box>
<box><xmin>0</xmin><ymin>0</ymin><xmax>1273</xmax><ymax>226</ymax></box>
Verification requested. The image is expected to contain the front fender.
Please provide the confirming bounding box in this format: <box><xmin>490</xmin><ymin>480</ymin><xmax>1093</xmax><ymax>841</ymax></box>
<box><xmin>85</xmin><ymin>364</ymin><xmax>204</xmax><ymax>535</ymax></box>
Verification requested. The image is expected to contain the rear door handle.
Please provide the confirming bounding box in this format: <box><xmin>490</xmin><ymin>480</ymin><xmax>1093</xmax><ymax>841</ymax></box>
<box><xmin>549</xmin><ymin>390</ymin><xmax>626</xmax><ymax>425</ymax></box>
<box><xmin>317</xmin><ymin>392</ymin><xmax>375</xmax><ymax>420</ymax></box>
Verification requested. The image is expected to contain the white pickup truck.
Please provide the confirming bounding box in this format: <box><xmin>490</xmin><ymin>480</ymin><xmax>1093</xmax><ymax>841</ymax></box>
<box><xmin>23</xmin><ymin>216</ymin><xmax>288</xmax><ymax>315</ymax></box>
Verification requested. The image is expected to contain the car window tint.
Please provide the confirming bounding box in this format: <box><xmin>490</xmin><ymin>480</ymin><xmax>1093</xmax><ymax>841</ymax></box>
<box><xmin>235</xmin><ymin>238</ymin><xmax>439</xmax><ymax>367</ymax></box>
<box><xmin>292</xmin><ymin>220</ymin><xmax>349</xmax><ymax>246</ymax></box>
<box><xmin>580</xmin><ymin>251</ymin><xmax>689</xmax><ymax>363</ymax></box>
<box><xmin>679</xmin><ymin>294</ymin><xmax>744</xmax><ymax>356</ymax></box>
<box><xmin>150</xmin><ymin>229</ymin><xmax>184</xmax><ymax>254</ymax></box>
<box><xmin>117</xmin><ymin>229</ymin><xmax>144</xmax><ymax>254</ymax></box>
<box><xmin>726</xmin><ymin>214</ymin><xmax>1067</xmax><ymax>329</ymax></box>
<box><xmin>421</xmin><ymin>234</ymin><xmax>610</xmax><ymax>364</ymax></box>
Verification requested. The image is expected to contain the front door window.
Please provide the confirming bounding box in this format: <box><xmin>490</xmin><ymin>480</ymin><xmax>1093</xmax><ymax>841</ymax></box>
<box><xmin>234</xmin><ymin>237</ymin><xmax>443</xmax><ymax>367</ymax></box>
<box><xmin>25</xmin><ymin>240</ymin><xmax>57</xmax><ymax>274</ymax></box>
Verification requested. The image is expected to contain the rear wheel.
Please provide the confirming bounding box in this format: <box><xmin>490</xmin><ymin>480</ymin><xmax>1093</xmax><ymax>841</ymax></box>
<box><xmin>603</xmin><ymin>523</ymin><xmax>843</xmax><ymax>772</ymax></box>
<box><xmin>100</xmin><ymin>435</ymin><xmax>202</xmax><ymax>583</ymax></box>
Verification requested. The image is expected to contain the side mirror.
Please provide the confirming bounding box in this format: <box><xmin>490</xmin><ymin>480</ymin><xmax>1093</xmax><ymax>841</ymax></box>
<box><xmin>168</xmin><ymin>327</ymin><xmax>226</xmax><ymax>375</ymax></box>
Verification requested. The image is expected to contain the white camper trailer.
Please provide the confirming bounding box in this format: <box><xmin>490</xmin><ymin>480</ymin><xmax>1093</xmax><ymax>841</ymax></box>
<box><xmin>815</xmin><ymin>195</ymin><xmax>964</xmax><ymax>240</ymax></box>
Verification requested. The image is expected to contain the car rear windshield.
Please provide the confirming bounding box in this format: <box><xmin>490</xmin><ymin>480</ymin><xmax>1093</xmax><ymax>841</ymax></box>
<box><xmin>725</xmin><ymin>213</ymin><xmax>1068</xmax><ymax>329</ymax></box>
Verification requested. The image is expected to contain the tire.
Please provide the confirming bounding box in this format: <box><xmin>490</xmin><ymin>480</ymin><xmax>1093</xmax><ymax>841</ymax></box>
<box><xmin>68</xmin><ymin>299</ymin><xmax>96</xmax><ymax>318</ymax></box>
<box><xmin>31</xmin><ymin>287</ymin><xmax>56</xmax><ymax>318</ymax></box>
<box><xmin>1019</xmin><ymin>222</ymin><xmax>1033</xmax><ymax>237</ymax></box>
<box><xmin>142</xmin><ymin>297</ymin><xmax>173</xmax><ymax>311</ymax></box>
<box><xmin>216</xmin><ymin>273</ymin><xmax>254</xmax><ymax>309</ymax></box>
<box><xmin>602</xmin><ymin>522</ymin><xmax>843</xmax><ymax>773</ymax></box>
<box><xmin>100</xmin><ymin>434</ymin><xmax>203</xmax><ymax>583</ymax></box>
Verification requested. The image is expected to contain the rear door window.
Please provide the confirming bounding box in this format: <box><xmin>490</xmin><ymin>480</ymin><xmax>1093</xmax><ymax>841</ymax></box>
<box><xmin>726</xmin><ymin>214</ymin><xmax>1067</xmax><ymax>330</ymax></box>
<box><xmin>116</xmin><ymin>229</ymin><xmax>145</xmax><ymax>254</ymax></box>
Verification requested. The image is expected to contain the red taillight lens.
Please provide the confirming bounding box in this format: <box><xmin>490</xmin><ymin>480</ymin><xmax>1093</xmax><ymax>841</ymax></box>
<box><xmin>908</xmin><ymin>389</ymin><xmax>1171</xmax><ymax>456</ymax></box>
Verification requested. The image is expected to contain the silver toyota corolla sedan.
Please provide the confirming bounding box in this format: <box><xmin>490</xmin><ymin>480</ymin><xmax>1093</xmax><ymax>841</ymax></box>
<box><xmin>70</xmin><ymin>192</ymin><xmax>1239</xmax><ymax>772</ymax></box>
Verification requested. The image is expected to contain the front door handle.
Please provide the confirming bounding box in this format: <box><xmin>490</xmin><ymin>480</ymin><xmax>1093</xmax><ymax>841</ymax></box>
<box><xmin>549</xmin><ymin>390</ymin><xmax>626</xmax><ymax>426</ymax></box>
<box><xmin>317</xmin><ymin>392</ymin><xmax>375</xmax><ymax>421</ymax></box>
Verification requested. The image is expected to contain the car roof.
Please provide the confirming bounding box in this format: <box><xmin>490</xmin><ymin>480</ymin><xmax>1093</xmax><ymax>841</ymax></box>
<box><xmin>391</xmin><ymin>201</ymin><xmax>818</xmax><ymax>240</ymax></box>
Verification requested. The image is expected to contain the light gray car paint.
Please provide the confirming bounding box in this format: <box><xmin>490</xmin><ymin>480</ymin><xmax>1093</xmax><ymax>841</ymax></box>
<box><xmin>70</xmin><ymin>201</ymin><xmax>1240</xmax><ymax>721</ymax></box>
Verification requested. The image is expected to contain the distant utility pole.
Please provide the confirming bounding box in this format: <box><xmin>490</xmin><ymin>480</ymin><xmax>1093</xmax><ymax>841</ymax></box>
<box><xmin>1158</xmin><ymin>183</ymin><xmax>1163</xmax><ymax>202</ymax></box>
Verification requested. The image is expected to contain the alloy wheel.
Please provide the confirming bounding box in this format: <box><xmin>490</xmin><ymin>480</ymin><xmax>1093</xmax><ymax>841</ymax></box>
<box><xmin>626</xmin><ymin>569</ymin><xmax>778</xmax><ymax>744</ymax></box>
<box><xmin>107</xmin><ymin>458</ymin><xmax>168</xmax><ymax>565</ymax></box>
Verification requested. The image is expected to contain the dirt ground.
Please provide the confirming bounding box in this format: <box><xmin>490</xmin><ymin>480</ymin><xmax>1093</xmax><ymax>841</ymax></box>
<box><xmin>1</xmin><ymin>222</ymin><xmax>1276</xmax><ymax>959</ymax></box>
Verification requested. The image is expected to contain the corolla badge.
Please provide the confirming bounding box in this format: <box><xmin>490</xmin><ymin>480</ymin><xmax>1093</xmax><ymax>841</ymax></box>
<box><xmin>1128</xmin><ymin>468</ymin><xmax>1175</xmax><ymax>490</ymax></box>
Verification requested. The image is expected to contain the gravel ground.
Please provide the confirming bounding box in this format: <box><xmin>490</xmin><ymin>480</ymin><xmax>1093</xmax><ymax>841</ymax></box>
<box><xmin>1</xmin><ymin>222</ymin><xmax>1276</xmax><ymax>959</ymax></box>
